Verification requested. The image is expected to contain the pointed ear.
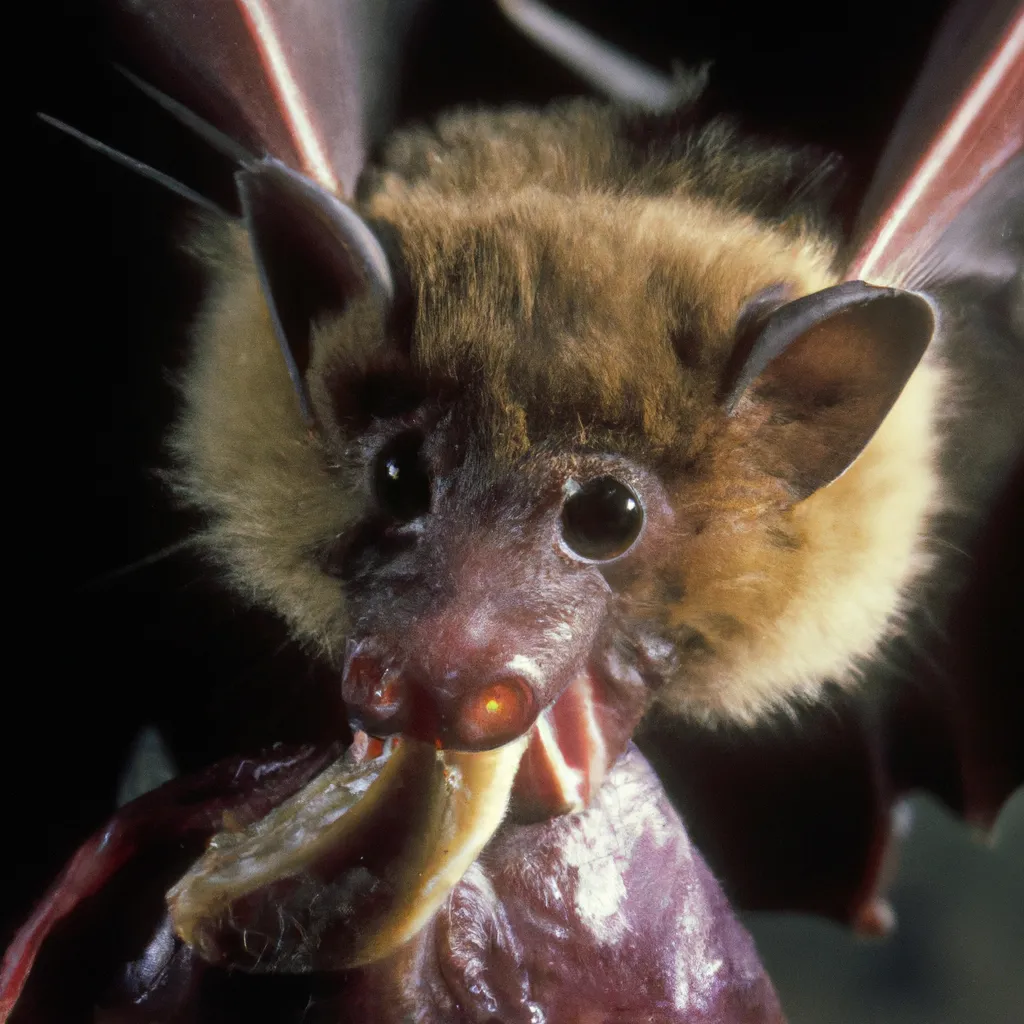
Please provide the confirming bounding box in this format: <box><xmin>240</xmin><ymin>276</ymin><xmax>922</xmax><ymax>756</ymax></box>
<box><xmin>722</xmin><ymin>281</ymin><xmax>935</xmax><ymax>499</ymax></box>
<box><xmin>237</xmin><ymin>159</ymin><xmax>395</xmax><ymax>424</ymax></box>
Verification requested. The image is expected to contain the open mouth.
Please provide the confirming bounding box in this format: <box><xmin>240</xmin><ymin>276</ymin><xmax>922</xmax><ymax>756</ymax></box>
<box><xmin>165</xmin><ymin>667</ymin><xmax>643</xmax><ymax>971</ymax></box>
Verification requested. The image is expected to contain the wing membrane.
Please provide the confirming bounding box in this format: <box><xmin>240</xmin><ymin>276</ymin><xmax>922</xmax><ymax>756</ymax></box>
<box><xmin>847</xmin><ymin>0</ymin><xmax>1023</xmax><ymax>287</ymax></box>
<box><xmin>109</xmin><ymin>0</ymin><xmax>423</xmax><ymax>196</ymax></box>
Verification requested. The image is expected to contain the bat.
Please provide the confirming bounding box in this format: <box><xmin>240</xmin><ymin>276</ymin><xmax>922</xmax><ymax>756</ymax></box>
<box><xmin>5</xmin><ymin>0</ymin><xmax>1022</xmax><ymax>1021</ymax></box>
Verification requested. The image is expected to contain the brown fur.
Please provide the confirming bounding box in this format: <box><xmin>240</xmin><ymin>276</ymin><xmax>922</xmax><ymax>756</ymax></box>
<box><xmin>168</xmin><ymin>101</ymin><xmax>943</xmax><ymax>723</ymax></box>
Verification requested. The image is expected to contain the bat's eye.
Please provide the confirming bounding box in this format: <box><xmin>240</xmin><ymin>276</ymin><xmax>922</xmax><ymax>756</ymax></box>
<box><xmin>375</xmin><ymin>432</ymin><xmax>431</xmax><ymax>521</ymax></box>
<box><xmin>561</xmin><ymin>476</ymin><xmax>643</xmax><ymax>560</ymax></box>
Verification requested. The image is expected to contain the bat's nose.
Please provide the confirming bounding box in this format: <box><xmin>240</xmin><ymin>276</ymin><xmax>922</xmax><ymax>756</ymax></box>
<box><xmin>448</xmin><ymin>674</ymin><xmax>538</xmax><ymax>748</ymax></box>
<box><xmin>341</xmin><ymin>651</ymin><xmax>407</xmax><ymax>735</ymax></box>
<box><xmin>342</xmin><ymin>649</ymin><xmax>540</xmax><ymax>750</ymax></box>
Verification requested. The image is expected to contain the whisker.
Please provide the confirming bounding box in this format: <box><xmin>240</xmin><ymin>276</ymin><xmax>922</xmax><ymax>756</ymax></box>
<box><xmin>114</xmin><ymin>65</ymin><xmax>255</xmax><ymax>165</ymax></box>
<box><xmin>38</xmin><ymin>113</ymin><xmax>231</xmax><ymax>217</ymax></box>
<box><xmin>81</xmin><ymin>536</ymin><xmax>200</xmax><ymax>591</ymax></box>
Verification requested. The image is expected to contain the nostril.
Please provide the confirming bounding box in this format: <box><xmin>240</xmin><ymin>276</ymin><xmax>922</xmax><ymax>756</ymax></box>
<box><xmin>342</xmin><ymin>653</ymin><xmax>405</xmax><ymax>733</ymax></box>
<box><xmin>453</xmin><ymin>675</ymin><xmax>537</xmax><ymax>750</ymax></box>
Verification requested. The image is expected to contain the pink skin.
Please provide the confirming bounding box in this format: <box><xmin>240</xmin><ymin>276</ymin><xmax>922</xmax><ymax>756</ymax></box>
<box><xmin>347</xmin><ymin>746</ymin><xmax>784</xmax><ymax>1024</ymax></box>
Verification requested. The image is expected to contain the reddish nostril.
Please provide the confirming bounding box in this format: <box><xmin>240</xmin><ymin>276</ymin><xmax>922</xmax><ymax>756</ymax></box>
<box><xmin>342</xmin><ymin>654</ymin><xmax>405</xmax><ymax>730</ymax></box>
<box><xmin>342</xmin><ymin>653</ymin><xmax>382</xmax><ymax>704</ymax></box>
<box><xmin>454</xmin><ymin>676</ymin><xmax>537</xmax><ymax>749</ymax></box>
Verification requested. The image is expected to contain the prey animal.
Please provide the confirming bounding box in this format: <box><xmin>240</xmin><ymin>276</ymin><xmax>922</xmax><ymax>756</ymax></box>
<box><xmin>4</xmin><ymin>1</ymin><xmax>1022</xmax><ymax>1021</ymax></box>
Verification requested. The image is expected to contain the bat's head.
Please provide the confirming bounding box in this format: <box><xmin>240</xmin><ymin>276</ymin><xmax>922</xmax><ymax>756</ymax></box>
<box><xmin>168</xmin><ymin>108</ymin><xmax>937</xmax><ymax>966</ymax></box>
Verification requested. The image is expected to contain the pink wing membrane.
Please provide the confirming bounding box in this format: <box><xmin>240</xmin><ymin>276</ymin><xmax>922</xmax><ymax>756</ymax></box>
<box><xmin>847</xmin><ymin>0</ymin><xmax>1023</xmax><ymax>286</ymax></box>
<box><xmin>110</xmin><ymin>0</ymin><xmax>366</xmax><ymax>194</ymax></box>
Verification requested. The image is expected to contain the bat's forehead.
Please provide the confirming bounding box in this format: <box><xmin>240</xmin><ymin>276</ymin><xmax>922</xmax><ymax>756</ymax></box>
<box><xmin>362</xmin><ymin>103</ymin><xmax>839</xmax><ymax>457</ymax></box>
<box><xmin>376</xmin><ymin>188</ymin><xmax>836</xmax><ymax>455</ymax></box>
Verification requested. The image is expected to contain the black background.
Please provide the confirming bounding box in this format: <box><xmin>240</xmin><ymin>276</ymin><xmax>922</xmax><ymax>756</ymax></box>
<box><xmin>13</xmin><ymin>1</ymin><xmax>1020</xmax><ymax>1017</ymax></box>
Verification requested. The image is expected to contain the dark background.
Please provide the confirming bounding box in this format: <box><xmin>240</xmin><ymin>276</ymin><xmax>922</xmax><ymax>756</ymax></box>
<box><xmin>14</xmin><ymin>2</ymin><xmax>1023</xmax><ymax>1021</ymax></box>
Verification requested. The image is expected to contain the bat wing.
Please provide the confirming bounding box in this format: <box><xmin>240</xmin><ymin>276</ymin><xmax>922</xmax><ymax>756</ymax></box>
<box><xmin>846</xmin><ymin>0</ymin><xmax>1023</xmax><ymax>290</ymax></box>
<box><xmin>107</xmin><ymin>0</ymin><xmax>424</xmax><ymax>196</ymax></box>
<box><xmin>645</xmin><ymin>0</ymin><xmax>1024</xmax><ymax>932</ymax></box>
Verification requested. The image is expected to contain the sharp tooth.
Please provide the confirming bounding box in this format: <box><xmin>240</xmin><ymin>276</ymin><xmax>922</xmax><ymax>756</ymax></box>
<box><xmin>353</xmin><ymin>735</ymin><xmax>527</xmax><ymax>965</ymax></box>
<box><xmin>513</xmin><ymin>673</ymin><xmax>612</xmax><ymax>819</ymax></box>
<box><xmin>167</xmin><ymin>735</ymin><xmax>527</xmax><ymax>969</ymax></box>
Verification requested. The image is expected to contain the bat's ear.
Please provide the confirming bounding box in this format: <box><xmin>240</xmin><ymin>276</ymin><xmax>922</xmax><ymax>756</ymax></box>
<box><xmin>237</xmin><ymin>159</ymin><xmax>395</xmax><ymax>424</ymax></box>
<box><xmin>722</xmin><ymin>281</ymin><xmax>935</xmax><ymax>499</ymax></box>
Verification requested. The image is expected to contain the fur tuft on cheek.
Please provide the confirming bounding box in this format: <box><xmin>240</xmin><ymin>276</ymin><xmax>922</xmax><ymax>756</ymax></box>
<box><xmin>167</xmin><ymin>224</ymin><xmax>359</xmax><ymax>655</ymax></box>
<box><xmin>654</xmin><ymin>356</ymin><xmax>945</xmax><ymax>724</ymax></box>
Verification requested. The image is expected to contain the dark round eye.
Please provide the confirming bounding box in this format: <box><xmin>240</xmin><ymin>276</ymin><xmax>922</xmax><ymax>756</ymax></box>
<box><xmin>375</xmin><ymin>432</ymin><xmax>431</xmax><ymax>521</ymax></box>
<box><xmin>561</xmin><ymin>475</ymin><xmax>643</xmax><ymax>560</ymax></box>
